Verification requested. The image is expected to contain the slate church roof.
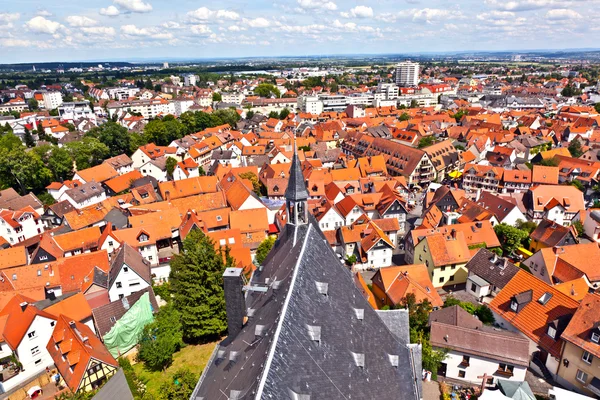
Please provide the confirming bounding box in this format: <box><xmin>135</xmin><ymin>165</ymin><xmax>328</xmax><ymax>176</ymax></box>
<box><xmin>191</xmin><ymin>147</ymin><xmax>421</xmax><ymax>400</ymax></box>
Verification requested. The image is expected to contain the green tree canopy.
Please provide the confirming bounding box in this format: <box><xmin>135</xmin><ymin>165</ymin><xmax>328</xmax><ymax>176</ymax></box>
<box><xmin>169</xmin><ymin>229</ymin><xmax>232</xmax><ymax>343</ymax></box>
<box><xmin>212</xmin><ymin>92</ymin><xmax>222</xmax><ymax>102</ymax></box>
<box><xmin>166</xmin><ymin>157</ymin><xmax>178</xmax><ymax>179</ymax></box>
<box><xmin>494</xmin><ymin>223</ymin><xmax>529</xmax><ymax>255</ymax></box>
<box><xmin>64</xmin><ymin>136</ymin><xmax>109</xmax><ymax>170</ymax></box>
<box><xmin>158</xmin><ymin>369</ymin><xmax>198</xmax><ymax>400</ymax></box>
<box><xmin>137</xmin><ymin>303</ymin><xmax>183</xmax><ymax>371</ymax></box>
<box><xmin>255</xmin><ymin>236</ymin><xmax>276</xmax><ymax>266</ymax></box>
<box><xmin>87</xmin><ymin>121</ymin><xmax>132</xmax><ymax>157</ymax></box>
<box><xmin>568</xmin><ymin>138</ymin><xmax>583</xmax><ymax>158</ymax></box>
<box><xmin>418</xmin><ymin>136</ymin><xmax>434</xmax><ymax>149</ymax></box>
<box><xmin>254</xmin><ymin>83</ymin><xmax>280</xmax><ymax>98</ymax></box>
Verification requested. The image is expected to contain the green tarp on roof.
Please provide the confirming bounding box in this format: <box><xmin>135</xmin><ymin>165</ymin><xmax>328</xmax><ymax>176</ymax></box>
<box><xmin>103</xmin><ymin>292</ymin><xmax>154</xmax><ymax>358</ymax></box>
<box><xmin>497</xmin><ymin>379</ymin><xmax>536</xmax><ymax>400</ymax></box>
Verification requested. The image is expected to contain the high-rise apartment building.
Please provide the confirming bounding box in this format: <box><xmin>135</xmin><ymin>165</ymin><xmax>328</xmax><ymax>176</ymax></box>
<box><xmin>395</xmin><ymin>61</ymin><xmax>420</xmax><ymax>87</ymax></box>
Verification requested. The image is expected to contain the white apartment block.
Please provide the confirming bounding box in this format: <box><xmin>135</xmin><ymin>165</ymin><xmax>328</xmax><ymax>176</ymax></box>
<box><xmin>107</xmin><ymin>99</ymin><xmax>175</xmax><ymax>119</ymax></box>
<box><xmin>184</xmin><ymin>74</ymin><xmax>198</xmax><ymax>87</ymax></box>
<box><xmin>297</xmin><ymin>96</ymin><xmax>324</xmax><ymax>115</ymax></box>
<box><xmin>58</xmin><ymin>101</ymin><xmax>95</xmax><ymax>121</ymax></box>
<box><xmin>42</xmin><ymin>91</ymin><xmax>63</xmax><ymax>110</ymax></box>
<box><xmin>395</xmin><ymin>61</ymin><xmax>420</xmax><ymax>87</ymax></box>
<box><xmin>220</xmin><ymin>92</ymin><xmax>245</xmax><ymax>104</ymax></box>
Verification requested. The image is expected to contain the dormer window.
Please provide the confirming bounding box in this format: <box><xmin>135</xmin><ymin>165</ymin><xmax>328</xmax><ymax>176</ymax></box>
<box><xmin>510</xmin><ymin>301</ymin><xmax>518</xmax><ymax>312</ymax></box>
<box><xmin>547</xmin><ymin>325</ymin><xmax>557</xmax><ymax>339</ymax></box>
<box><xmin>591</xmin><ymin>331</ymin><xmax>600</xmax><ymax>343</ymax></box>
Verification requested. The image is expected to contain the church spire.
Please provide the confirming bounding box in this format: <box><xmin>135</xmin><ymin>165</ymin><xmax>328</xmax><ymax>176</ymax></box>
<box><xmin>285</xmin><ymin>137</ymin><xmax>309</xmax><ymax>225</ymax></box>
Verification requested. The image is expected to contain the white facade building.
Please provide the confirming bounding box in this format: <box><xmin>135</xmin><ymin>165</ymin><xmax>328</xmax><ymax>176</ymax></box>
<box><xmin>395</xmin><ymin>61</ymin><xmax>420</xmax><ymax>87</ymax></box>
<box><xmin>42</xmin><ymin>91</ymin><xmax>63</xmax><ymax>110</ymax></box>
<box><xmin>297</xmin><ymin>96</ymin><xmax>323</xmax><ymax>115</ymax></box>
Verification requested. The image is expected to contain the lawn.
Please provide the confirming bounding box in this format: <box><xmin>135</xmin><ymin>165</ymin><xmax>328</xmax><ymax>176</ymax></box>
<box><xmin>132</xmin><ymin>342</ymin><xmax>217</xmax><ymax>398</ymax></box>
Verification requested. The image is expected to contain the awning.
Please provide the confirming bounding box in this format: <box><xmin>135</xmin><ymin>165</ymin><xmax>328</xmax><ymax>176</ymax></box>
<box><xmin>27</xmin><ymin>386</ymin><xmax>42</xmax><ymax>396</ymax></box>
<box><xmin>587</xmin><ymin>377</ymin><xmax>600</xmax><ymax>397</ymax></box>
<box><xmin>448</xmin><ymin>171</ymin><xmax>463</xmax><ymax>179</ymax></box>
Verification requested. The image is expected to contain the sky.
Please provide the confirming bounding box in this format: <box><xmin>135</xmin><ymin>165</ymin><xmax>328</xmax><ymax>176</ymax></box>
<box><xmin>0</xmin><ymin>0</ymin><xmax>598</xmax><ymax>63</ymax></box>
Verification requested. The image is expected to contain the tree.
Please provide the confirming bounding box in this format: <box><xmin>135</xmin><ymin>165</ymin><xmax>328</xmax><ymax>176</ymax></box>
<box><xmin>254</xmin><ymin>83</ymin><xmax>280</xmax><ymax>98</ymax></box>
<box><xmin>166</xmin><ymin>157</ymin><xmax>178</xmax><ymax>179</ymax></box>
<box><xmin>398</xmin><ymin>112</ymin><xmax>410</xmax><ymax>121</ymax></box>
<box><xmin>158</xmin><ymin>369</ymin><xmax>198</xmax><ymax>400</ymax></box>
<box><xmin>255</xmin><ymin>236</ymin><xmax>276</xmax><ymax>266</ymax></box>
<box><xmin>418</xmin><ymin>136</ymin><xmax>434</xmax><ymax>149</ymax></box>
<box><xmin>595</xmin><ymin>103</ymin><xmax>600</xmax><ymax>114</ymax></box>
<box><xmin>49</xmin><ymin>108</ymin><xmax>59</xmax><ymax>117</ymax></box>
<box><xmin>212</xmin><ymin>92</ymin><xmax>222</xmax><ymax>102</ymax></box>
<box><xmin>539</xmin><ymin>157</ymin><xmax>559</xmax><ymax>167</ymax></box>
<box><xmin>409</xmin><ymin>100</ymin><xmax>419</xmax><ymax>109</ymax></box>
<box><xmin>568</xmin><ymin>138</ymin><xmax>583</xmax><ymax>158</ymax></box>
<box><xmin>246</xmin><ymin>110</ymin><xmax>255</xmax><ymax>119</ymax></box>
<box><xmin>169</xmin><ymin>229</ymin><xmax>232</xmax><ymax>343</ymax></box>
<box><xmin>64</xmin><ymin>136</ymin><xmax>109</xmax><ymax>170</ymax></box>
<box><xmin>47</xmin><ymin>147</ymin><xmax>74</xmax><ymax>181</ymax></box>
<box><xmin>573</xmin><ymin>220</ymin><xmax>584</xmax><ymax>238</ymax></box>
<box><xmin>213</xmin><ymin>108</ymin><xmax>241</xmax><ymax>128</ymax></box>
<box><xmin>268</xmin><ymin>111</ymin><xmax>279</xmax><ymax>119</ymax></box>
<box><xmin>87</xmin><ymin>121</ymin><xmax>132</xmax><ymax>157</ymax></box>
<box><xmin>137</xmin><ymin>303</ymin><xmax>183</xmax><ymax>371</ymax></box>
<box><xmin>451</xmin><ymin>109</ymin><xmax>467</xmax><ymax>123</ymax></box>
<box><xmin>28</xmin><ymin>98</ymin><xmax>38</xmax><ymax>110</ymax></box>
<box><xmin>239</xmin><ymin>171</ymin><xmax>265</xmax><ymax>196</ymax></box>
<box><xmin>494</xmin><ymin>223</ymin><xmax>529</xmax><ymax>255</ymax></box>
<box><xmin>570</xmin><ymin>179</ymin><xmax>585</xmax><ymax>192</ymax></box>
<box><xmin>23</xmin><ymin>128</ymin><xmax>35</xmax><ymax>148</ymax></box>
<box><xmin>475</xmin><ymin>305</ymin><xmax>495</xmax><ymax>325</ymax></box>
<box><xmin>516</xmin><ymin>219</ymin><xmax>537</xmax><ymax>234</ymax></box>
<box><xmin>279</xmin><ymin>108</ymin><xmax>290</xmax><ymax>120</ymax></box>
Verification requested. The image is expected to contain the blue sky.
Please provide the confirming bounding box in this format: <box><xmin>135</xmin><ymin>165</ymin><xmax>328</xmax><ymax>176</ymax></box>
<box><xmin>0</xmin><ymin>0</ymin><xmax>598</xmax><ymax>63</ymax></box>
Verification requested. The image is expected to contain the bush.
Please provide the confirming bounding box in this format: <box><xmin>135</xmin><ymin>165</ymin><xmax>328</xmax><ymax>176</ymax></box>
<box><xmin>475</xmin><ymin>305</ymin><xmax>495</xmax><ymax>325</ymax></box>
<box><xmin>158</xmin><ymin>369</ymin><xmax>198</xmax><ymax>400</ymax></box>
<box><xmin>137</xmin><ymin>303</ymin><xmax>183</xmax><ymax>371</ymax></box>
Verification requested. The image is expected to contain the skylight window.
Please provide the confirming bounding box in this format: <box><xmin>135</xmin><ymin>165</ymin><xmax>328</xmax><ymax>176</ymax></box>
<box><xmin>538</xmin><ymin>292</ymin><xmax>553</xmax><ymax>305</ymax></box>
<box><xmin>307</xmin><ymin>325</ymin><xmax>321</xmax><ymax>343</ymax></box>
<box><xmin>351</xmin><ymin>352</ymin><xmax>365</xmax><ymax>368</ymax></box>
<box><xmin>315</xmin><ymin>281</ymin><xmax>328</xmax><ymax>296</ymax></box>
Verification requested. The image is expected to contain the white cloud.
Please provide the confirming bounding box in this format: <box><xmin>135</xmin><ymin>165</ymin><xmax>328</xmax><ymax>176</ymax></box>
<box><xmin>345</xmin><ymin>5</ymin><xmax>373</xmax><ymax>18</ymax></box>
<box><xmin>100</xmin><ymin>6</ymin><xmax>120</xmax><ymax>16</ymax></box>
<box><xmin>187</xmin><ymin>7</ymin><xmax>240</xmax><ymax>22</ymax></box>
<box><xmin>333</xmin><ymin>19</ymin><xmax>357</xmax><ymax>30</ymax></box>
<box><xmin>66</xmin><ymin>15</ymin><xmax>98</xmax><ymax>27</ymax></box>
<box><xmin>545</xmin><ymin>8</ymin><xmax>582</xmax><ymax>19</ymax></box>
<box><xmin>0</xmin><ymin>38</ymin><xmax>34</xmax><ymax>47</ymax></box>
<box><xmin>161</xmin><ymin>21</ymin><xmax>182</xmax><ymax>29</ymax></box>
<box><xmin>24</xmin><ymin>16</ymin><xmax>64</xmax><ymax>35</ymax></box>
<box><xmin>190</xmin><ymin>24</ymin><xmax>212</xmax><ymax>35</ymax></box>
<box><xmin>227</xmin><ymin>25</ymin><xmax>246</xmax><ymax>31</ymax></box>
<box><xmin>484</xmin><ymin>0</ymin><xmax>553</xmax><ymax>11</ymax></box>
<box><xmin>378</xmin><ymin>8</ymin><xmax>463</xmax><ymax>23</ymax></box>
<box><xmin>37</xmin><ymin>10</ymin><xmax>52</xmax><ymax>17</ymax></box>
<box><xmin>121</xmin><ymin>24</ymin><xmax>173</xmax><ymax>40</ymax></box>
<box><xmin>244</xmin><ymin>17</ymin><xmax>270</xmax><ymax>28</ymax></box>
<box><xmin>81</xmin><ymin>26</ymin><xmax>116</xmax><ymax>36</ymax></box>
<box><xmin>114</xmin><ymin>0</ymin><xmax>152</xmax><ymax>13</ymax></box>
<box><xmin>0</xmin><ymin>13</ymin><xmax>20</xmax><ymax>24</ymax></box>
<box><xmin>297</xmin><ymin>0</ymin><xmax>337</xmax><ymax>11</ymax></box>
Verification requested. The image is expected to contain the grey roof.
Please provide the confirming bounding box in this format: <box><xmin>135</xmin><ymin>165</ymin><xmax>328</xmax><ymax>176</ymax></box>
<box><xmin>429</xmin><ymin>305</ymin><xmax>483</xmax><ymax>330</ymax></box>
<box><xmin>92</xmin><ymin>369</ymin><xmax>134</xmax><ymax>400</ymax></box>
<box><xmin>33</xmin><ymin>291</ymin><xmax>78</xmax><ymax>310</ymax></box>
<box><xmin>465</xmin><ymin>249</ymin><xmax>520</xmax><ymax>289</ymax></box>
<box><xmin>109</xmin><ymin>243</ymin><xmax>152</xmax><ymax>289</ymax></box>
<box><xmin>0</xmin><ymin>190</ymin><xmax>43</xmax><ymax>211</ymax></box>
<box><xmin>104</xmin><ymin>154</ymin><xmax>133</xmax><ymax>169</ymax></box>
<box><xmin>366</xmin><ymin>125</ymin><xmax>391</xmax><ymax>138</ymax></box>
<box><xmin>64</xmin><ymin>180</ymin><xmax>105</xmax><ymax>203</ymax></box>
<box><xmin>103</xmin><ymin>208</ymin><xmax>128</xmax><ymax>229</ymax></box>
<box><xmin>92</xmin><ymin>287</ymin><xmax>158</xmax><ymax>336</ymax></box>
<box><xmin>430</xmin><ymin>322</ymin><xmax>530</xmax><ymax>367</ymax></box>
<box><xmin>284</xmin><ymin>145</ymin><xmax>309</xmax><ymax>202</ymax></box>
<box><xmin>192</xmin><ymin>217</ymin><xmax>420</xmax><ymax>399</ymax></box>
<box><xmin>47</xmin><ymin>200</ymin><xmax>76</xmax><ymax>218</ymax></box>
<box><xmin>376</xmin><ymin>309</ymin><xmax>410</xmax><ymax>344</ymax></box>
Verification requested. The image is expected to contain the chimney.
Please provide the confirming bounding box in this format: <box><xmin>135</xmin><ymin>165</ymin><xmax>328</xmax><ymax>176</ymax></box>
<box><xmin>47</xmin><ymin>289</ymin><xmax>56</xmax><ymax>301</ymax></box>
<box><xmin>223</xmin><ymin>268</ymin><xmax>246</xmax><ymax>340</ymax></box>
<box><xmin>450</xmin><ymin>229</ymin><xmax>457</xmax><ymax>239</ymax></box>
<box><xmin>69</xmin><ymin>321</ymin><xmax>76</xmax><ymax>329</ymax></box>
<box><xmin>19</xmin><ymin>301</ymin><xmax>28</xmax><ymax>312</ymax></box>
